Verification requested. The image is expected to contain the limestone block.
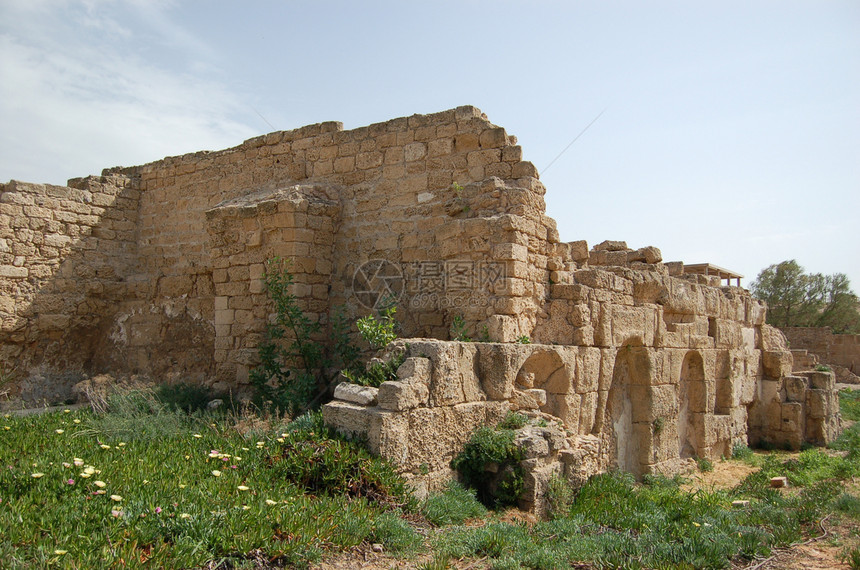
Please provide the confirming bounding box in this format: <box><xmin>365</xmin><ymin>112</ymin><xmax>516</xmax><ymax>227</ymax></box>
<box><xmin>762</xmin><ymin>351</ymin><xmax>792</xmax><ymax>379</ymax></box>
<box><xmin>405</xmin><ymin>340</ymin><xmax>484</xmax><ymax>406</ymax></box>
<box><xmin>485</xmin><ymin>314</ymin><xmax>521</xmax><ymax>342</ymax></box>
<box><xmin>578</xmin><ymin>391</ymin><xmax>598</xmax><ymax>434</ymax></box>
<box><xmin>0</xmin><ymin>265</ymin><xmax>28</xmax><ymax>278</ymax></box>
<box><xmin>575</xmin><ymin>347</ymin><xmax>601</xmax><ymax>393</ymax></box>
<box><xmin>806</xmin><ymin>390</ymin><xmax>828</xmax><ymax>419</ymax></box>
<box><xmin>492</xmin><ymin>242</ymin><xmax>528</xmax><ymax>261</ymax></box>
<box><xmin>511</xmin><ymin>389</ymin><xmax>544</xmax><ymax>411</ymax></box>
<box><xmin>333</xmin><ymin>382</ymin><xmax>379</xmax><ymax>406</ymax></box>
<box><xmin>760</xmin><ymin>324</ymin><xmax>788</xmax><ymax>351</ymax></box>
<box><xmin>525</xmin><ymin>389</ymin><xmax>548</xmax><ymax>407</ymax></box>
<box><xmin>575</xmin><ymin>268</ymin><xmax>613</xmax><ymax>290</ymax></box>
<box><xmin>807</xmin><ymin>370</ymin><xmax>834</xmax><ymax>391</ymax></box>
<box><xmin>713</xmin><ymin>319</ymin><xmax>742</xmax><ymax>349</ymax></box>
<box><xmin>572</xmin><ymin>325</ymin><xmax>594</xmax><ymax>346</ymax></box>
<box><xmin>396</xmin><ymin>357</ymin><xmax>431</xmax><ymax>383</ymax></box>
<box><xmin>378</xmin><ymin>379</ymin><xmax>429</xmax><ymax>411</ymax></box>
<box><xmin>400</xmin><ymin>401</ymin><xmax>509</xmax><ymax>473</ymax></box>
<box><xmin>514</xmin><ymin>428</ymin><xmax>550</xmax><ymax>458</ymax></box>
<box><xmin>783</xmin><ymin>376</ymin><xmax>807</xmax><ymax>403</ymax></box>
<box><xmin>479</xmin><ymin>127</ymin><xmax>508</xmax><ymax>149</ymax></box>
<box><xmin>781</xmin><ymin>402</ymin><xmax>804</xmax><ymax>433</ymax></box>
<box><xmin>631</xmin><ymin>384</ymin><xmax>678</xmax><ymax>423</ymax></box>
<box><xmin>593</xmin><ymin>240</ymin><xmax>628</xmax><ymax>252</ymax></box>
<box><xmin>737</xmin><ymin>373</ymin><xmax>757</xmax><ymax>406</ymax></box>
<box><xmin>598</xmin><ymin>349</ymin><xmax>617</xmax><ymax>392</ymax></box>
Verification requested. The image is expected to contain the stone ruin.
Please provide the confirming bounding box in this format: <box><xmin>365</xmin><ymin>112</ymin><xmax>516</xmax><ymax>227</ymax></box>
<box><xmin>0</xmin><ymin>106</ymin><xmax>842</xmax><ymax>513</ymax></box>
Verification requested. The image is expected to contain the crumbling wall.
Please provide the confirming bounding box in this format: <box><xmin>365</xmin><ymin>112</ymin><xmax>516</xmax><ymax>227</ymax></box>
<box><xmin>0</xmin><ymin>106</ymin><xmax>844</xmax><ymax>507</ymax></box>
<box><xmin>0</xmin><ymin>176</ymin><xmax>139</xmax><ymax>401</ymax></box>
<box><xmin>783</xmin><ymin>326</ymin><xmax>860</xmax><ymax>375</ymax></box>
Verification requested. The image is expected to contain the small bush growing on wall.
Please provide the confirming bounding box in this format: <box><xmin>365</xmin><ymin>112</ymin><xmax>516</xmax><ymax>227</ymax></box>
<box><xmin>249</xmin><ymin>258</ymin><xmax>324</xmax><ymax>416</ymax></box>
<box><xmin>356</xmin><ymin>305</ymin><xmax>398</xmax><ymax>350</ymax></box>
<box><xmin>451</xmin><ymin>425</ymin><xmax>525</xmax><ymax>508</ymax></box>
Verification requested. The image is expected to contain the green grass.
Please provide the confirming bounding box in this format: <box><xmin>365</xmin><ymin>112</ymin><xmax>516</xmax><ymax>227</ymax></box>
<box><xmin>5</xmin><ymin>389</ymin><xmax>860</xmax><ymax>568</ymax></box>
<box><xmin>0</xmin><ymin>392</ymin><xmax>412</xmax><ymax>569</ymax></box>
<box><xmin>841</xmin><ymin>388</ymin><xmax>860</xmax><ymax>421</ymax></box>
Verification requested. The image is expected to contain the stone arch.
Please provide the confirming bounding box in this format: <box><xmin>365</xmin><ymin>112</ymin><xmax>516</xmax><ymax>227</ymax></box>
<box><xmin>678</xmin><ymin>350</ymin><xmax>706</xmax><ymax>459</ymax></box>
<box><xmin>600</xmin><ymin>338</ymin><xmax>651</xmax><ymax>477</ymax></box>
<box><xmin>516</xmin><ymin>348</ymin><xmax>574</xmax><ymax>423</ymax></box>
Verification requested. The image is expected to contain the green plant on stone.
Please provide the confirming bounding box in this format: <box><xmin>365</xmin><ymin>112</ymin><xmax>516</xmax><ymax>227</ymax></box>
<box><xmin>356</xmin><ymin>305</ymin><xmax>398</xmax><ymax>350</ymax></box>
<box><xmin>450</xmin><ymin>315</ymin><xmax>472</xmax><ymax>342</ymax></box>
<box><xmin>817</xmin><ymin>364</ymin><xmax>833</xmax><ymax>372</ymax></box>
<box><xmin>330</xmin><ymin>304</ymin><xmax>362</xmax><ymax>376</ymax></box>
<box><xmin>498</xmin><ymin>412</ymin><xmax>527</xmax><ymax>430</ymax></box>
<box><xmin>249</xmin><ymin>257</ymin><xmax>325</xmax><ymax>417</ymax></box>
<box><xmin>515</xmin><ymin>335</ymin><xmax>531</xmax><ymax>345</ymax></box>
<box><xmin>451</xmin><ymin>426</ymin><xmax>525</xmax><ymax>508</ymax></box>
<box><xmin>341</xmin><ymin>352</ymin><xmax>406</xmax><ymax>388</ymax></box>
<box><xmin>479</xmin><ymin>325</ymin><xmax>491</xmax><ymax>343</ymax></box>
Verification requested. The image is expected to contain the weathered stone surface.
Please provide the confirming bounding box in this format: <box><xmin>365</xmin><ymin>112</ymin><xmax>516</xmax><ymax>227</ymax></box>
<box><xmin>378</xmin><ymin>379</ymin><xmax>429</xmax><ymax>411</ymax></box>
<box><xmin>333</xmin><ymin>382</ymin><xmax>379</xmax><ymax>406</ymax></box>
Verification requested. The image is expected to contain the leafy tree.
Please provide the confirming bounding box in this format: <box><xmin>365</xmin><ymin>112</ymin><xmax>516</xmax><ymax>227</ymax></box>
<box><xmin>751</xmin><ymin>260</ymin><xmax>860</xmax><ymax>333</ymax></box>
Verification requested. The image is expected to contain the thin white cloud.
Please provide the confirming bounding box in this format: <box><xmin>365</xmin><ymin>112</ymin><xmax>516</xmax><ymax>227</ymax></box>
<box><xmin>0</xmin><ymin>0</ymin><xmax>256</xmax><ymax>184</ymax></box>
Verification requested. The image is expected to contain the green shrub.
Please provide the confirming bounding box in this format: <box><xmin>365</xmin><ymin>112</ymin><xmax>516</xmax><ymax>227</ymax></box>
<box><xmin>846</xmin><ymin>547</ymin><xmax>860</xmax><ymax>570</ymax></box>
<box><xmin>816</xmin><ymin>364</ymin><xmax>832</xmax><ymax>372</ymax></box>
<box><xmin>422</xmin><ymin>481</ymin><xmax>487</xmax><ymax>526</ymax></box>
<box><xmin>450</xmin><ymin>315</ymin><xmax>472</xmax><ymax>342</ymax></box>
<box><xmin>731</xmin><ymin>443</ymin><xmax>754</xmax><ymax>461</ymax></box>
<box><xmin>266</xmin><ymin>428</ymin><xmax>411</xmax><ymax>508</ymax></box>
<box><xmin>342</xmin><ymin>352</ymin><xmax>406</xmax><ymax>388</ymax></box>
<box><xmin>356</xmin><ymin>305</ymin><xmax>398</xmax><ymax>350</ymax></box>
<box><xmin>498</xmin><ymin>412</ymin><xmax>527</xmax><ymax>430</ymax></box>
<box><xmin>451</xmin><ymin>426</ymin><xmax>524</xmax><ymax>508</ymax></box>
<box><xmin>249</xmin><ymin>258</ymin><xmax>324</xmax><ymax>416</ymax></box>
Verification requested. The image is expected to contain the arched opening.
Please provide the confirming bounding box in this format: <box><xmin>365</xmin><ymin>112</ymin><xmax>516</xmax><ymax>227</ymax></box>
<box><xmin>678</xmin><ymin>351</ymin><xmax>706</xmax><ymax>460</ymax></box>
<box><xmin>601</xmin><ymin>341</ymin><xmax>651</xmax><ymax>478</ymax></box>
<box><xmin>516</xmin><ymin>349</ymin><xmax>573</xmax><ymax>423</ymax></box>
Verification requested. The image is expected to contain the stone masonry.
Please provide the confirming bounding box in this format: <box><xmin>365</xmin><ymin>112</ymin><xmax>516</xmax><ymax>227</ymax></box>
<box><xmin>0</xmin><ymin>106</ymin><xmax>842</xmax><ymax>511</ymax></box>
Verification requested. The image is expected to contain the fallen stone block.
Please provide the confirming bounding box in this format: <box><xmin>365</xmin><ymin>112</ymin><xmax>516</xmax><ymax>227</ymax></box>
<box><xmin>333</xmin><ymin>382</ymin><xmax>379</xmax><ymax>406</ymax></box>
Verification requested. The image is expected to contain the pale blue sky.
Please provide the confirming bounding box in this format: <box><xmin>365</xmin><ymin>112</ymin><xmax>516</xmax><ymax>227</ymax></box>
<box><xmin>2</xmin><ymin>1</ymin><xmax>858</xmax><ymax>288</ymax></box>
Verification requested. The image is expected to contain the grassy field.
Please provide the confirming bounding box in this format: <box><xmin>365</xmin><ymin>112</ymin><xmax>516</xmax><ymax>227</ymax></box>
<box><xmin>3</xmin><ymin>387</ymin><xmax>860</xmax><ymax>569</ymax></box>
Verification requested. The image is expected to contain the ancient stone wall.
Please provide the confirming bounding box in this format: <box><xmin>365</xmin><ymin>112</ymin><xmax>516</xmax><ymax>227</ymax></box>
<box><xmin>0</xmin><ymin>176</ymin><xmax>140</xmax><ymax>400</ymax></box>
<box><xmin>0</xmin><ymin>106</ymin><xmax>844</xmax><ymax>511</ymax></box>
<box><xmin>783</xmin><ymin>326</ymin><xmax>860</xmax><ymax>375</ymax></box>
